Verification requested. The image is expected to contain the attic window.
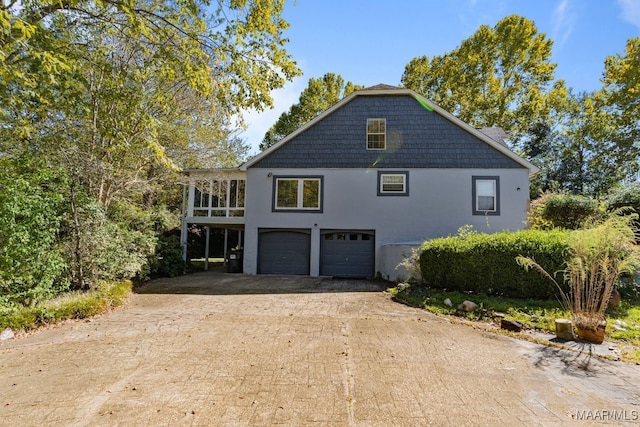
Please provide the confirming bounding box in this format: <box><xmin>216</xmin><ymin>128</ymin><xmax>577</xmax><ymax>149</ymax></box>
<box><xmin>367</xmin><ymin>118</ymin><xmax>386</xmax><ymax>150</ymax></box>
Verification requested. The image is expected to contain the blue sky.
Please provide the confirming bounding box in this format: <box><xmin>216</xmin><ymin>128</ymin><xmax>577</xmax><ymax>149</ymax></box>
<box><xmin>241</xmin><ymin>0</ymin><xmax>640</xmax><ymax>154</ymax></box>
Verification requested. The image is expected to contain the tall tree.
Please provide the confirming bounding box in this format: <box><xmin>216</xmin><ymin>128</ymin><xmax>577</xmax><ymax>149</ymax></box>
<box><xmin>0</xmin><ymin>0</ymin><xmax>301</xmax><ymax>290</ymax></box>
<box><xmin>525</xmin><ymin>91</ymin><xmax>623</xmax><ymax>197</ymax></box>
<box><xmin>401</xmin><ymin>15</ymin><xmax>567</xmax><ymax>144</ymax></box>
<box><xmin>598</xmin><ymin>37</ymin><xmax>640</xmax><ymax>179</ymax></box>
<box><xmin>260</xmin><ymin>73</ymin><xmax>364</xmax><ymax>150</ymax></box>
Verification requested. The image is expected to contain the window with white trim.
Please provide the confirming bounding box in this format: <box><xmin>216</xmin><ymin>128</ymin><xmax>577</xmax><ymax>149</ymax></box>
<box><xmin>367</xmin><ymin>118</ymin><xmax>386</xmax><ymax>149</ymax></box>
<box><xmin>192</xmin><ymin>179</ymin><xmax>245</xmax><ymax>217</ymax></box>
<box><xmin>377</xmin><ymin>171</ymin><xmax>409</xmax><ymax>196</ymax></box>
<box><xmin>472</xmin><ymin>176</ymin><xmax>500</xmax><ymax>215</ymax></box>
<box><xmin>273</xmin><ymin>176</ymin><xmax>323</xmax><ymax>211</ymax></box>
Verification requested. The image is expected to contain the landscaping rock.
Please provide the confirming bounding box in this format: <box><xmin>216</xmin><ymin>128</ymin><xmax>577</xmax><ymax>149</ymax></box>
<box><xmin>458</xmin><ymin>300</ymin><xmax>478</xmax><ymax>312</ymax></box>
<box><xmin>444</xmin><ymin>298</ymin><xmax>453</xmax><ymax>307</ymax></box>
<box><xmin>1</xmin><ymin>327</ymin><xmax>15</xmax><ymax>341</ymax></box>
<box><xmin>555</xmin><ymin>319</ymin><xmax>575</xmax><ymax>340</ymax></box>
<box><xmin>501</xmin><ymin>319</ymin><xmax>523</xmax><ymax>332</ymax></box>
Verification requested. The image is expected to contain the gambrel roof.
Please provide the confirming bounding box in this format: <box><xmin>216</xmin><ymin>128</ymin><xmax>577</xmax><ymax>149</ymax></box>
<box><xmin>242</xmin><ymin>85</ymin><xmax>539</xmax><ymax>175</ymax></box>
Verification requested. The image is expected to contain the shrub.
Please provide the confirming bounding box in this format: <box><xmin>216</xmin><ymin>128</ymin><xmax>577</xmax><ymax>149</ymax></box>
<box><xmin>0</xmin><ymin>159</ymin><xmax>69</xmax><ymax>306</ymax></box>
<box><xmin>528</xmin><ymin>193</ymin><xmax>602</xmax><ymax>230</ymax></box>
<box><xmin>606</xmin><ymin>183</ymin><xmax>640</xmax><ymax>235</ymax></box>
<box><xmin>518</xmin><ymin>214</ymin><xmax>640</xmax><ymax>331</ymax></box>
<box><xmin>419</xmin><ymin>228</ymin><xmax>570</xmax><ymax>299</ymax></box>
<box><xmin>147</xmin><ymin>232</ymin><xmax>186</xmax><ymax>278</ymax></box>
<box><xmin>607</xmin><ymin>183</ymin><xmax>640</xmax><ymax>213</ymax></box>
<box><xmin>0</xmin><ymin>281</ymin><xmax>132</xmax><ymax>331</ymax></box>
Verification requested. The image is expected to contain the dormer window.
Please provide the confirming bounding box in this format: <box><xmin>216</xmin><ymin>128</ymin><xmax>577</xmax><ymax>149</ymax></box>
<box><xmin>367</xmin><ymin>118</ymin><xmax>386</xmax><ymax>150</ymax></box>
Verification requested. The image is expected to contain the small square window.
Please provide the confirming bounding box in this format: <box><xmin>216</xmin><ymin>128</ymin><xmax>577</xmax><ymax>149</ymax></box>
<box><xmin>377</xmin><ymin>171</ymin><xmax>409</xmax><ymax>196</ymax></box>
<box><xmin>367</xmin><ymin>118</ymin><xmax>386</xmax><ymax>150</ymax></box>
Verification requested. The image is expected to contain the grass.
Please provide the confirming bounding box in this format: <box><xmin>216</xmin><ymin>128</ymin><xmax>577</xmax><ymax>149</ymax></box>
<box><xmin>189</xmin><ymin>258</ymin><xmax>225</xmax><ymax>270</ymax></box>
<box><xmin>0</xmin><ymin>281</ymin><xmax>132</xmax><ymax>332</ymax></box>
<box><xmin>388</xmin><ymin>284</ymin><xmax>640</xmax><ymax>364</ymax></box>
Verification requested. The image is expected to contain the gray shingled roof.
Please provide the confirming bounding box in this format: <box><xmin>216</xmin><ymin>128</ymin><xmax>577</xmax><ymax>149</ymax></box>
<box><xmin>362</xmin><ymin>84</ymin><xmax>402</xmax><ymax>91</ymax></box>
<box><xmin>477</xmin><ymin>127</ymin><xmax>510</xmax><ymax>148</ymax></box>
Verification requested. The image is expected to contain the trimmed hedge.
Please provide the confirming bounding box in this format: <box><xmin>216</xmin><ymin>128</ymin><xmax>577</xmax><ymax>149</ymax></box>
<box><xmin>419</xmin><ymin>229</ymin><xmax>570</xmax><ymax>299</ymax></box>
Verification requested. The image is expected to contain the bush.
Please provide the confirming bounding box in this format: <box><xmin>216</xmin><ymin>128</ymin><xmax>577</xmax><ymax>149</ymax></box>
<box><xmin>419</xmin><ymin>228</ymin><xmax>570</xmax><ymax>299</ymax></box>
<box><xmin>147</xmin><ymin>232</ymin><xmax>186</xmax><ymax>278</ymax></box>
<box><xmin>529</xmin><ymin>193</ymin><xmax>602</xmax><ymax>230</ymax></box>
<box><xmin>607</xmin><ymin>183</ymin><xmax>640</xmax><ymax>235</ymax></box>
<box><xmin>518</xmin><ymin>214</ymin><xmax>640</xmax><ymax>330</ymax></box>
<box><xmin>607</xmin><ymin>183</ymin><xmax>640</xmax><ymax>213</ymax></box>
<box><xmin>0</xmin><ymin>159</ymin><xmax>69</xmax><ymax>306</ymax></box>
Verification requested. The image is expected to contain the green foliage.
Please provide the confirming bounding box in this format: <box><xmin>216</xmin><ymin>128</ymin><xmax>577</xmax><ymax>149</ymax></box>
<box><xmin>529</xmin><ymin>193</ymin><xmax>603</xmax><ymax>230</ymax></box>
<box><xmin>419</xmin><ymin>228</ymin><xmax>570</xmax><ymax>299</ymax></box>
<box><xmin>599</xmin><ymin>37</ymin><xmax>640</xmax><ymax>171</ymax></box>
<box><xmin>525</xmin><ymin>90</ymin><xmax>629</xmax><ymax>197</ymax></box>
<box><xmin>607</xmin><ymin>183</ymin><xmax>640</xmax><ymax>235</ymax></box>
<box><xmin>59</xmin><ymin>196</ymin><xmax>156</xmax><ymax>288</ymax></box>
<box><xmin>0</xmin><ymin>0</ymin><xmax>299</xmax><ymax>305</ymax></box>
<box><xmin>518</xmin><ymin>214</ymin><xmax>640</xmax><ymax>330</ymax></box>
<box><xmin>608</xmin><ymin>183</ymin><xmax>640</xmax><ymax>211</ymax></box>
<box><xmin>260</xmin><ymin>73</ymin><xmax>364</xmax><ymax>150</ymax></box>
<box><xmin>147</xmin><ymin>233</ymin><xmax>186</xmax><ymax>278</ymax></box>
<box><xmin>390</xmin><ymin>284</ymin><xmax>640</xmax><ymax>363</ymax></box>
<box><xmin>0</xmin><ymin>281</ymin><xmax>132</xmax><ymax>331</ymax></box>
<box><xmin>402</xmin><ymin>15</ymin><xmax>565</xmax><ymax>142</ymax></box>
<box><xmin>0</xmin><ymin>159</ymin><xmax>69</xmax><ymax>306</ymax></box>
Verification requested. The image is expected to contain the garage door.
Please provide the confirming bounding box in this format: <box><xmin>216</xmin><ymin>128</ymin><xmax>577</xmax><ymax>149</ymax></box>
<box><xmin>320</xmin><ymin>230</ymin><xmax>375</xmax><ymax>278</ymax></box>
<box><xmin>258</xmin><ymin>229</ymin><xmax>311</xmax><ymax>275</ymax></box>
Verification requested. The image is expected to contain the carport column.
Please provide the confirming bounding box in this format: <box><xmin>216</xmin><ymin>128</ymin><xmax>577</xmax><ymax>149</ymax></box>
<box><xmin>204</xmin><ymin>226</ymin><xmax>210</xmax><ymax>271</ymax></box>
<box><xmin>310</xmin><ymin>227</ymin><xmax>320</xmax><ymax>276</ymax></box>
<box><xmin>223</xmin><ymin>228</ymin><xmax>228</xmax><ymax>266</ymax></box>
<box><xmin>180</xmin><ymin>184</ymin><xmax>188</xmax><ymax>262</ymax></box>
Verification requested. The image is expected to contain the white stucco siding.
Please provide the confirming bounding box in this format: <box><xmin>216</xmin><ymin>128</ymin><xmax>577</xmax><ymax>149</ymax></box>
<box><xmin>243</xmin><ymin>168</ymin><xmax>530</xmax><ymax>276</ymax></box>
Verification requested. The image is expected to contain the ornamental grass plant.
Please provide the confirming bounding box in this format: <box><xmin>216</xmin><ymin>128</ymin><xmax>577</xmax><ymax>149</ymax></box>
<box><xmin>517</xmin><ymin>212</ymin><xmax>640</xmax><ymax>332</ymax></box>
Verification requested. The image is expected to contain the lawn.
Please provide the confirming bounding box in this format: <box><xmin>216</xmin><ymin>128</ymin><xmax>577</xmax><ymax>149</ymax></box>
<box><xmin>388</xmin><ymin>284</ymin><xmax>640</xmax><ymax>364</ymax></box>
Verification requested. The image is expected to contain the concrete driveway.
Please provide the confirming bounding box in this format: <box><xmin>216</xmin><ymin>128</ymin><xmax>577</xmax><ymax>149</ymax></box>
<box><xmin>1</xmin><ymin>271</ymin><xmax>640</xmax><ymax>426</ymax></box>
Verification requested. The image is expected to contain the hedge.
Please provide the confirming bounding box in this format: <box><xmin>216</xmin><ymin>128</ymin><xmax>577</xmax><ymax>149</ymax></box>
<box><xmin>419</xmin><ymin>229</ymin><xmax>570</xmax><ymax>299</ymax></box>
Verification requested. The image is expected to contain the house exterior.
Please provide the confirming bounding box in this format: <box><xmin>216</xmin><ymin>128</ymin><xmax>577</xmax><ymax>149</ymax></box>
<box><xmin>181</xmin><ymin>84</ymin><xmax>539</xmax><ymax>280</ymax></box>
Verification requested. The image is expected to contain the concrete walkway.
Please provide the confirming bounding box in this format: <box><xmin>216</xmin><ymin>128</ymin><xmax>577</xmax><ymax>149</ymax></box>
<box><xmin>1</xmin><ymin>271</ymin><xmax>639</xmax><ymax>426</ymax></box>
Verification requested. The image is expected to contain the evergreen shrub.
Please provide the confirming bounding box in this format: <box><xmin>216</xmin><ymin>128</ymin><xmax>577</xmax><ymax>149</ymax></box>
<box><xmin>419</xmin><ymin>229</ymin><xmax>570</xmax><ymax>299</ymax></box>
<box><xmin>533</xmin><ymin>193</ymin><xmax>602</xmax><ymax>230</ymax></box>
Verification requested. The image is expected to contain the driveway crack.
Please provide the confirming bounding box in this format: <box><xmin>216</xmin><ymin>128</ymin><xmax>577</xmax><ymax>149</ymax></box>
<box><xmin>341</xmin><ymin>319</ymin><xmax>356</xmax><ymax>426</ymax></box>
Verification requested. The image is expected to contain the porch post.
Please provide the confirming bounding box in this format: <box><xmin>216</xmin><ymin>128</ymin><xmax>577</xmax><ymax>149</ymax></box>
<box><xmin>204</xmin><ymin>226</ymin><xmax>210</xmax><ymax>271</ymax></box>
<box><xmin>223</xmin><ymin>228</ymin><xmax>229</xmax><ymax>266</ymax></box>
<box><xmin>180</xmin><ymin>184</ymin><xmax>188</xmax><ymax>262</ymax></box>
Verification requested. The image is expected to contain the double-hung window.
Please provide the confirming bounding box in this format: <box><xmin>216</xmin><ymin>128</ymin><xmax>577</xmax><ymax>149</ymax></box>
<box><xmin>273</xmin><ymin>176</ymin><xmax>323</xmax><ymax>212</ymax></box>
<box><xmin>472</xmin><ymin>176</ymin><xmax>500</xmax><ymax>215</ymax></box>
<box><xmin>377</xmin><ymin>171</ymin><xmax>409</xmax><ymax>196</ymax></box>
<box><xmin>367</xmin><ymin>118</ymin><xmax>386</xmax><ymax>150</ymax></box>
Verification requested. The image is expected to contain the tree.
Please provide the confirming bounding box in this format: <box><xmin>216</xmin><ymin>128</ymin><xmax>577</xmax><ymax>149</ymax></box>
<box><xmin>526</xmin><ymin>91</ymin><xmax>627</xmax><ymax>197</ymax></box>
<box><xmin>0</xmin><ymin>157</ymin><xmax>68</xmax><ymax>306</ymax></box>
<box><xmin>260</xmin><ymin>73</ymin><xmax>364</xmax><ymax>150</ymax></box>
<box><xmin>0</xmin><ymin>0</ymin><xmax>301</xmax><ymax>292</ymax></box>
<box><xmin>401</xmin><ymin>15</ymin><xmax>567</xmax><ymax>144</ymax></box>
<box><xmin>599</xmin><ymin>37</ymin><xmax>640</xmax><ymax>179</ymax></box>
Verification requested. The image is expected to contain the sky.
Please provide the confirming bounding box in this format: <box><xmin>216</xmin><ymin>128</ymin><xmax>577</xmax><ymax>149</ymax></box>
<box><xmin>240</xmin><ymin>0</ymin><xmax>640</xmax><ymax>155</ymax></box>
